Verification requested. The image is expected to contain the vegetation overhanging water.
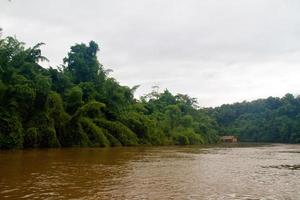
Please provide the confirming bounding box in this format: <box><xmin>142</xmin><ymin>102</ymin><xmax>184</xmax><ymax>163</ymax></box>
<box><xmin>0</xmin><ymin>35</ymin><xmax>299</xmax><ymax>149</ymax></box>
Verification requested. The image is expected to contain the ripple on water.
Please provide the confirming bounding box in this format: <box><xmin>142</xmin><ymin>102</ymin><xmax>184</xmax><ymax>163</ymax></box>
<box><xmin>0</xmin><ymin>144</ymin><xmax>300</xmax><ymax>199</ymax></box>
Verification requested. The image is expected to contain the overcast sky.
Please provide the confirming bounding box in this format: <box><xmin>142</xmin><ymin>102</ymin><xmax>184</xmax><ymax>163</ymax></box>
<box><xmin>1</xmin><ymin>0</ymin><xmax>300</xmax><ymax>107</ymax></box>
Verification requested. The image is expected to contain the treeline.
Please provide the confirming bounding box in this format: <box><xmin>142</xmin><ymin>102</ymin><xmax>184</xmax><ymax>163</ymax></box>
<box><xmin>2</xmin><ymin>35</ymin><xmax>299</xmax><ymax>148</ymax></box>
<box><xmin>0</xmin><ymin>36</ymin><xmax>219</xmax><ymax>149</ymax></box>
<box><xmin>210</xmin><ymin>94</ymin><xmax>300</xmax><ymax>143</ymax></box>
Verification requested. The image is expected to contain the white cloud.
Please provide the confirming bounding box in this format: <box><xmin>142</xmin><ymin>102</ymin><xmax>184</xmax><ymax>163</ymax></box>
<box><xmin>1</xmin><ymin>0</ymin><xmax>300</xmax><ymax>107</ymax></box>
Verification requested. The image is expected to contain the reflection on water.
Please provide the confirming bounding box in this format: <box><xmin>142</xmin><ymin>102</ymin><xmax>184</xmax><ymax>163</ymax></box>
<box><xmin>0</xmin><ymin>144</ymin><xmax>300</xmax><ymax>199</ymax></box>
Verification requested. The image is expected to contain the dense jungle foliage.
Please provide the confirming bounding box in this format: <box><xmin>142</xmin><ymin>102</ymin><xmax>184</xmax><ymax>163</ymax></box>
<box><xmin>1</xmin><ymin>35</ymin><xmax>299</xmax><ymax>149</ymax></box>
<box><xmin>0</xmin><ymin>36</ymin><xmax>219</xmax><ymax>149</ymax></box>
<box><xmin>211</xmin><ymin>94</ymin><xmax>300</xmax><ymax>143</ymax></box>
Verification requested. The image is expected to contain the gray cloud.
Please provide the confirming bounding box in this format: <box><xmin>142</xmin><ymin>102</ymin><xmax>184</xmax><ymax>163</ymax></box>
<box><xmin>1</xmin><ymin>0</ymin><xmax>300</xmax><ymax>107</ymax></box>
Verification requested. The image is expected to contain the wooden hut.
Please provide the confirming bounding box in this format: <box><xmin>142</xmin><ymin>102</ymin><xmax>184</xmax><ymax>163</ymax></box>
<box><xmin>220</xmin><ymin>135</ymin><xmax>238</xmax><ymax>143</ymax></box>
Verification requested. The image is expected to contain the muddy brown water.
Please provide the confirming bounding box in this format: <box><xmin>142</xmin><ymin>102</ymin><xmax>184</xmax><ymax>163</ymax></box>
<box><xmin>0</xmin><ymin>144</ymin><xmax>299</xmax><ymax>199</ymax></box>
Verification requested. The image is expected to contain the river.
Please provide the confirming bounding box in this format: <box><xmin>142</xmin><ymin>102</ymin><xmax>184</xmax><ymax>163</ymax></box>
<box><xmin>0</xmin><ymin>144</ymin><xmax>299</xmax><ymax>199</ymax></box>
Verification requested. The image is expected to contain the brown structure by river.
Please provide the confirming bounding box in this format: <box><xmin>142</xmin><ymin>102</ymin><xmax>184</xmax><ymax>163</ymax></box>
<box><xmin>0</xmin><ymin>144</ymin><xmax>299</xmax><ymax>199</ymax></box>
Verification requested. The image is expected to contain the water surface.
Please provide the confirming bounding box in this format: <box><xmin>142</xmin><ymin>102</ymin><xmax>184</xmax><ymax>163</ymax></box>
<box><xmin>0</xmin><ymin>144</ymin><xmax>299</xmax><ymax>199</ymax></box>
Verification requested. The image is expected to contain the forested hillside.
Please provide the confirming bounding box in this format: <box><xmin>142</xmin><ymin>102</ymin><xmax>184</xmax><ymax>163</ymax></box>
<box><xmin>1</xmin><ymin>35</ymin><xmax>300</xmax><ymax>149</ymax></box>
<box><xmin>0</xmin><ymin>36</ymin><xmax>219</xmax><ymax>149</ymax></box>
<box><xmin>211</xmin><ymin>94</ymin><xmax>300</xmax><ymax>143</ymax></box>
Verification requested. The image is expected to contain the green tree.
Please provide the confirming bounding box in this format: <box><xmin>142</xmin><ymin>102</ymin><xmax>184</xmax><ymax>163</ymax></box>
<box><xmin>63</xmin><ymin>41</ymin><xmax>105</xmax><ymax>84</ymax></box>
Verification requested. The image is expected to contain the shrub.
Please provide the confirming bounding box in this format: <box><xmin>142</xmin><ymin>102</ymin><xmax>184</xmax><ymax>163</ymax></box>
<box><xmin>172</xmin><ymin>128</ymin><xmax>204</xmax><ymax>145</ymax></box>
<box><xmin>103</xmin><ymin>130</ymin><xmax>122</xmax><ymax>146</ymax></box>
<box><xmin>63</xmin><ymin>118</ymin><xmax>89</xmax><ymax>147</ymax></box>
<box><xmin>46</xmin><ymin>91</ymin><xmax>70</xmax><ymax>142</ymax></box>
<box><xmin>74</xmin><ymin>101</ymin><xmax>105</xmax><ymax>119</ymax></box>
<box><xmin>24</xmin><ymin>127</ymin><xmax>38</xmax><ymax>148</ymax></box>
<box><xmin>65</xmin><ymin>86</ymin><xmax>83</xmax><ymax>114</ymax></box>
<box><xmin>38</xmin><ymin>127</ymin><xmax>60</xmax><ymax>148</ymax></box>
<box><xmin>80</xmin><ymin>117</ymin><xmax>109</xmax><ymax>147</ymax></box>
<box><xmin>173</xmin><ymin>134</ymin><xmax>189</xmax><ymax>145</ymax></box>
<box><xmin>94</xmin><ymin>118</ymin><xmax>138</xmax><ymax>146</ymax></box>
<box><xmin>0</xmin><ymin>110</ymin><xmax>23</xmax><ymax>149</ymax></box>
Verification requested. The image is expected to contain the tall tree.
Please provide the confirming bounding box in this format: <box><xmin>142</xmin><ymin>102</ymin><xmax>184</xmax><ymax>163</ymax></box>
<box><xmin>63</xmin><ymin>41</ymin><xmax>105</xmax><ymax>84</ymax></box>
